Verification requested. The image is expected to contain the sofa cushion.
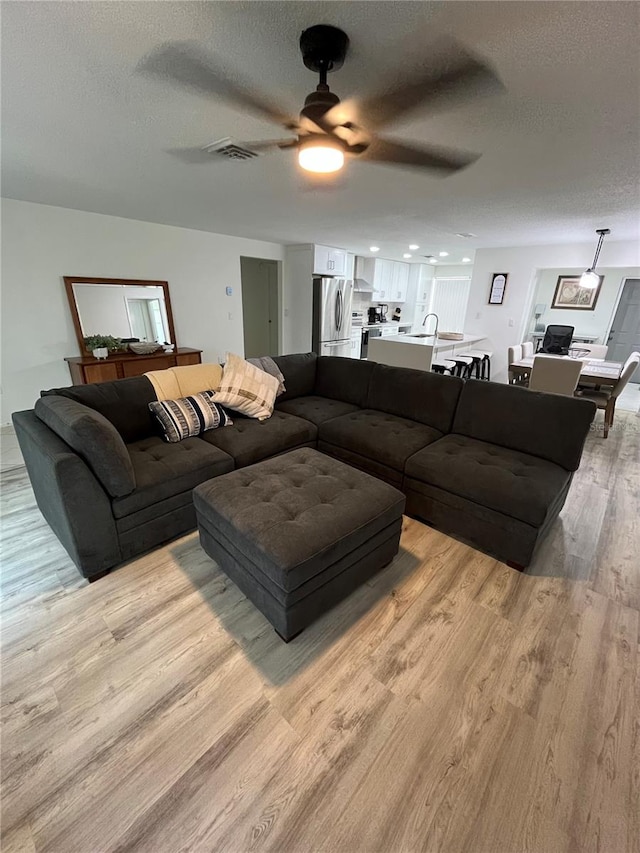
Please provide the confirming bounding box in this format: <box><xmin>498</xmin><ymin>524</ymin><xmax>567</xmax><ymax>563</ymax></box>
<box><xmin>319</xmin><ymin>409</ymin><xmax>443</xmax><ymax>473</ymax></box>
<box><xmin>112</xmin><ymin>436</ymin><xmax>233</xmax><ymax>519</ymax></box>
<box><xmin>366</xmin><ymin>363</ymin><xmax>464</xmax><ymax>433</ymax></box>
<box><xmin>35</xmin><ymin>396</ymin><xmax>135</xmax><ymax>498</ymax></box>
<box><xmin>405</xmin><ymin>434</ymin><xmax>571</xmax><ymax>526</ymax></box>
<box><xmin>276</xmin><ymin>395</ymin><xmax>359</xmax><ymax>426</ymax></box>
<box><xmin>41</xmin><ymin>376</ymin><xmax>157</xmax><ymax>443</ymax></box>
<box><xmin>272</xmin><ymin>353</ymin><xmax>317</xmax><ymax>401</ymax></box>
<box><xmin>315</xmin><ymin>357</ymin><xmax>376</xmax><ymax>407</ymax></box>
<box><xmin>452</xmin><ymin>379</ymin><xmax>596</xmax><ymax>471</ymax></box>
<box><xmin>200</xmin><ymin>410</ymin><xmax>317</xmax><ymax>468</ymax></box>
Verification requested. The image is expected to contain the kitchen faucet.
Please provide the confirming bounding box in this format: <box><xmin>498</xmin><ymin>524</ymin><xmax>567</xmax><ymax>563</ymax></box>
<box><xmin>422</xmin><ymin>312</ymin><xmax>439</xmax><ymax>338</ymax></box>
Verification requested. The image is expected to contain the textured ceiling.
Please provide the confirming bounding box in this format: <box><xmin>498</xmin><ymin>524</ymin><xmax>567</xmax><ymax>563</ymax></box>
<box><xmin>2</xmin><ymin>1</ymin><xmax>639</xmax><ymax>260</ymax></box>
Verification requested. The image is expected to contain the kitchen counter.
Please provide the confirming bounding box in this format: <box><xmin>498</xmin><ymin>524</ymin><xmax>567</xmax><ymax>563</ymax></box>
<box><xmin>367</xmin><ymin>333</ymin><xmax>487</xmax><ymax>372</ymax></box>
<box><xmin>377</xmin><ymin>333</ymin><xmax>487</xmax><ymax>350</ymax></box>
<box><xmin>356</xmin><ymin>322</ymin><xmax>413</xmax><ymax>330</ymax></box>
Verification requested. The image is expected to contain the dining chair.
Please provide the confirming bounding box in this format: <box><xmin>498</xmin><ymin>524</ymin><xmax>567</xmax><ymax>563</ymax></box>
<box><xmin>578</xmin><ymin>343</ymin><xmax>608</xmax><ymax>360</ymax></box>
<box><xmin>540</xmin><ymin>324</ymin><xmax>575</xmax><ymax>355</ymax></box>
<box><xmin>576</xmin><ymin>351</ymin><xmax>640</xmax><ymax>438</ymax></box>
<box><xmin>507</xmin><ymin>344</ymin><xmax>523</xmax><ymax>384</ymax></box>
<box><xmin>528</xmin><ymin>354</ymin><xmax>583</xmax><ymax>395</ymax></box>
<box><xmin>521</xmin><ymin>341</ymin><xmax>534</xmax><ymax>358</ymax></box>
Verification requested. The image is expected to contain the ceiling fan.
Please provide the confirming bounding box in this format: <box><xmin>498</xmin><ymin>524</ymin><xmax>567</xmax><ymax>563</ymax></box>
<box><xmin>139</xmin><ymin>24</ymin><xmax>503</xmax><ymax>178</ymax></box>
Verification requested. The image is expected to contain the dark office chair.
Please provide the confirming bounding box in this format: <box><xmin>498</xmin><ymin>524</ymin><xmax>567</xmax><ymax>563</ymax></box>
<box><xmin>539</xmin><ymin>325</ymin><xmax>574</xmax><ymax>355</ymax></box>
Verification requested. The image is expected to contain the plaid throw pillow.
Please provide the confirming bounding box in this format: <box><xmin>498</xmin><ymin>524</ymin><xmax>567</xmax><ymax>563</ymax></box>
<box><xmin>149</xmin><ymin>391</ymin><xmax>233</xmax><ymax>443</ymax></box>
<box><xmin>213</xmin><ymin>353</ymin><xmax>279</xmax><ymax>420</ymax></box>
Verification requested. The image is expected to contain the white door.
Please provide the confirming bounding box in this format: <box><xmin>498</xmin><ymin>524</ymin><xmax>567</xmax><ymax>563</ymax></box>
<box><xmin>608</xmin><ymin>278</ymin><xmax>640</xmax><ymax>380</ymax></box>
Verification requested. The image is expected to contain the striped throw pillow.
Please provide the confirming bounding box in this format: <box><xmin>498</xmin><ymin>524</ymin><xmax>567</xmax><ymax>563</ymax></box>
<box><xmin>213</xmin><ymin>353</ymin><xmax>280</xmax><ymax>420</ymax></box>
<box><xmin>149</xmin><ymin>391</ymin><xmax>233</xmax><ymax>443</ymax></box>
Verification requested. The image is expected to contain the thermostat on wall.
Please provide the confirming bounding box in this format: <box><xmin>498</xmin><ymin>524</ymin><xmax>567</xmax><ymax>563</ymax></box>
<box><xmin>226</xmin><ymin>286</ymin><xmax>233</xmax><ymax>296</ymax></box>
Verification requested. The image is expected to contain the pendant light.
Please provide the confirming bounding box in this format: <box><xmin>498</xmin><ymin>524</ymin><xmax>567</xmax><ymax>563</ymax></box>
<box><xmin>580</xmin><ymin>228</ymin><xmax>610</xmax><ymax>289</ymax></box>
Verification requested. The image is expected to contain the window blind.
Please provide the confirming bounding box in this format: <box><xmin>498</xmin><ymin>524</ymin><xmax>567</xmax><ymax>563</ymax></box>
<box><xmin>430</xmin><ymin>277</ymin><xmax>471</xmax><ymax>333</ymax></box>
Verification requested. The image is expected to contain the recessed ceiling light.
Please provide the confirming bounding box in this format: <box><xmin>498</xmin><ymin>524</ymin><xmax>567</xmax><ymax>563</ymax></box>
<box><xmin>439</xmin><ymin>251</ymin><xmax>449</xmax><ymax>257</ymax></box>
<box><xmin>462</xmin><ymin>257</ymin><xmax>471</xmax><ymax>263</ymax></box>
<box><xmin>408</xmin><ymin>244</ymin><xmax>419</xmax><ymax>251</ymax></box>
<box><xmin>370</xmin><ymin>246</ymin><xmax>380</xmax><ymax>252</ymax></box>
<box><xmin>403</xmin><ymin>253</ymin><xmax>412</xmax><ymax>259</ymax></box>
<box><xmin>430</xmin><ymin>258</ymin><xmax>438</xmax><ymax>264</ymax></box>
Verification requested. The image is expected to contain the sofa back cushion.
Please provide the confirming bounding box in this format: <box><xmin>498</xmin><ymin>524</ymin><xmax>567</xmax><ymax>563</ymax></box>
<box><xmin>41</xmin><ymin>376</ymin><xmax>157</xmax><ymax>443</ymax></box>
<box><xmin>272</xmin><ymin>353</ymin><xmax>317</xmax><ymax>401</ymax></box>
<box><xmin>367</xmin><ymin>363</ymin><xmax>464</xmax><ymax>433</ymax></box>
<box><xmin>35</xmin><ymin>396</ymin><xmax>136</xmax><ymax>497</ymax></box>
<box><xmin>315</xmin><ymin>357</ymin><xmax>376</xmax><ymax>407</ymax></box>
<box><xmin>452</xmin><ymin>379</ymin><xmax>596</xmax><ymax>471</ymax></box>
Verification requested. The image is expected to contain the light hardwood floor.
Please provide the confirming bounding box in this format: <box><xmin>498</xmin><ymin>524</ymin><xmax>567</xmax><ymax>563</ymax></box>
<box><xmin>1</xmin><ymin>410</ymin><xmax>639</xmax><ymax>853</ymax></box>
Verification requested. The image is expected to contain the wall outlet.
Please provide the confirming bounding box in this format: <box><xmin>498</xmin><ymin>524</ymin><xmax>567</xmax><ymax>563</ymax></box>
<box><xmin>228</xmin><ymin>311</ymin><xmax>233</xmax><ymax>321</ymax></box>
<box><xmin>475</xmin><ymin>312</ymin><xmax>482</xmax><ymax>320</ymax></box>
<box><xmin>508</xmin><ymin>318</ymin><xmax>514</xmax><ymax>327</ymax></box>
<box><xmin>225</xmin><ymin>286</ymin><xmax>233</xmax><ymax>296</ymax></box>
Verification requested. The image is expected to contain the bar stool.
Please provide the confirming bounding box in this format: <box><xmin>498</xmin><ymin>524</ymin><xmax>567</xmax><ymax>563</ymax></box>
<box><xmin>465</xmin><ymin>349</ymin><xmax>494</xmax><ymax>381</ymax></box>
<box><xmin>463</xmin><ymin>352</ymin><xmax>485</xmax><ymax>380</ymax></box>
<box><xmin>451</xmin><ymin>354</ymin><xmax>475</xmax><ymax>379</ymax></box>
<box><xmin>432</xmin><ymin>359</ymin><xmax>457</xmax><ymax>375</ymax></box>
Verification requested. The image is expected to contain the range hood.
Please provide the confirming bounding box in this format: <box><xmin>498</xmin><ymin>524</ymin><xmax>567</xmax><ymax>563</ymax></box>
<box><xmin>353</xmin><ymin>257</ymin><xmax>374</xmax><ymax>292</ymax></box>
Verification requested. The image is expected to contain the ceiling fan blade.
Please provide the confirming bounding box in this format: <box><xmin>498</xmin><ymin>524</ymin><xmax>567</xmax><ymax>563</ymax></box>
<box><xmin>138</xmin><ymin>41</ymin><xmax>298</xmax><ymax>130</ymax></box>
<box><xmin>358</xmin><ymin>137</ymin><xmax>480</xmax><ymax>173</ymax></box>
<box><xmin>324</xmin><ymin>39</ymin><xmax>503</xmax><ymax>131</ymax></box>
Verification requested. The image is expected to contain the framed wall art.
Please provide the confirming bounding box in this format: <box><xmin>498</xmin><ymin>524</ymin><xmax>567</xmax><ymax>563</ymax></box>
<box><xmin>488</xmin><ymin>273</ymin><xmax>508</xmax><ymax>305</ymax></box>
<box><xmin>551</xmin><ymin>275</ymin><xmax>603</xmax><ymax>311</ymax></box>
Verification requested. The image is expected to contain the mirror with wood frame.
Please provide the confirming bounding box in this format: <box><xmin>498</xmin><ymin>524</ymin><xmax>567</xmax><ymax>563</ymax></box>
<box><xmin>64</xmin><ymin>277</ymin><xmax>177</xmax><ymax>353</ymax></box>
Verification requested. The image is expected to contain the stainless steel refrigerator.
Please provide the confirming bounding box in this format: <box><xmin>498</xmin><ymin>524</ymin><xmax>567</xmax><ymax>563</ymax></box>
<box><xmin>312</xmin><ymin>277</ymin><xmax>354</xmax><ymax>357</ymax></box>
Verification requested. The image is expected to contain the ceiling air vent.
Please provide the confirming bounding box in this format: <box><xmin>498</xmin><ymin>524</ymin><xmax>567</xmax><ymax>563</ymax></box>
<box><xmin>202</xmin><ymin>138</ymin><xmax>261</xmax><ymax>161</ymax></box>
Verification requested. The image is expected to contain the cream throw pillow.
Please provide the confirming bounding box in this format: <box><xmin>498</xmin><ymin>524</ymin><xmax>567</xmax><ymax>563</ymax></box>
<box><xmin>214</xmin><ymin>353</ymin><xmax>279</xmax><ymax>420</ymax></box>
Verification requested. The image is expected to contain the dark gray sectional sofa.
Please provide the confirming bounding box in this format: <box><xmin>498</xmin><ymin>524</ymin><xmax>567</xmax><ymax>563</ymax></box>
<box><xmin>13</xmin><ymin>353</ymin><xmax>596</xmax><ymax>580</ymax></box>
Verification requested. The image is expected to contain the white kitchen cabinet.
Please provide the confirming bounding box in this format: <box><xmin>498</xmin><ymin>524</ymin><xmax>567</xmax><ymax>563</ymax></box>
<box><xmin>313</xmin><ymin>245</ymin><xmax>347</xmax><ymax>276</ymax></box>
<box><xmin>392</xmin><ymin>263</ymin><xmax>410</xmax><ymax>302</ymax></box>
<box><xmin>350</xmin><ymin>328</ymin><xmax>362</xmax><ymax>359</ymax></box>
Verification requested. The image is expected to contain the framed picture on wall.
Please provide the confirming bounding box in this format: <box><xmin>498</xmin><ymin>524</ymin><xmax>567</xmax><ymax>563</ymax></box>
<box><xmin>551</xmin><ymin>275</ymin><xmax>603</xmax><ymax>310</ymax></box>
<box><xmin>488</xmin><ymin>273</ymin><xmax>508</xmax><ymax>304</ymax></box>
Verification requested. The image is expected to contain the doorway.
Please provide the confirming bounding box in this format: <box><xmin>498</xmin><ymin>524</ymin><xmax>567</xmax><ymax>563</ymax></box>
<box><xmin>240</xmin><ymin>257</ymin><xmax>280</xmax><ymax>358</ymax></box>
<box><xmin>608</xmin><ymin>278</ymin><xmax>640</xmax><ymax>382</ymax></box>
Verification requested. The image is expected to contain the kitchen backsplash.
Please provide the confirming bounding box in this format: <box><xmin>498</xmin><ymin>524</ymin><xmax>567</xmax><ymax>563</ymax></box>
<box><xmin>352</xmin><ymin>292</ymin><xmax>415</xmax><ymax>324</ymax></box>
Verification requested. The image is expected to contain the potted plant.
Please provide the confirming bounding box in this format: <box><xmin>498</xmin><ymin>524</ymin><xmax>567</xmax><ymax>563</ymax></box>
<box><xmin>83</xmin><ymin>335</ymin><xmax>123</xmax><ymax>360</ymax></box>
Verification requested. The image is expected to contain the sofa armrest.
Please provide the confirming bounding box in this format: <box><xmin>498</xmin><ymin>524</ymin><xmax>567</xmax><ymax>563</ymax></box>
<box><xmin>35</xmin><ymin>396</ymin><xmax>135</xmax><ymax>497</ymax></box>
<box><xmin>12</xmin><ymin>410</ymin><xmax>122</xmax><ymax>578</ymax></box>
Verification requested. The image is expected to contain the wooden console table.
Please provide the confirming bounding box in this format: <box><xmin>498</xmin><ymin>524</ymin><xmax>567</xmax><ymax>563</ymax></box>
<box><xmin>65</xmin><ymin>347</ymin><xmax>203</xmax><ymax>385</ymax></box>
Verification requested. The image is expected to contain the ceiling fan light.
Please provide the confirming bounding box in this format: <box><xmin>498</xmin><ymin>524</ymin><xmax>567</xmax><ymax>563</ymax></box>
<box><xmin>580</xmin><ymin>269</ymin><xmax>600</xmax><ymax>289</ymax></box>
<box><xmin>298</xmin><ymin>139</ymin><xmax>344</xmax><ymax>173</ymax></box>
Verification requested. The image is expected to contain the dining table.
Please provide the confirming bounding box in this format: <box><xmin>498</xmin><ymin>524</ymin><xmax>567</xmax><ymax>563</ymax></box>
<box><xmin>509</xmin><ymin>356</ymin><xmax>624</xmax><ymax>384</ymax></box>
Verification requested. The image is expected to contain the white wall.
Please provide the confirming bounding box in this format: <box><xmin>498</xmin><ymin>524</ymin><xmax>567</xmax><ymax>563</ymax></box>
<box><xmin>529</xmin><ymin>267</ymin><xmax>640</xmax><ymax>339</ymax></box>
<box><xmin>464</xmin><ymin>241</ymin><xmax>640</xmax><ymax>383</ymax></box>
<box><xmin>0</xmin><ymin>198</ymin><xmax>284</xmax><ymax>422</ymax></box>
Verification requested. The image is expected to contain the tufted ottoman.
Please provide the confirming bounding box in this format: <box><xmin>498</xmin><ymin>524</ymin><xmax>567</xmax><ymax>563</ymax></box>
<box><xmin>193</xmin><ymin>448</ymin><xmax>405</xmax><ymax>641</ymax></box>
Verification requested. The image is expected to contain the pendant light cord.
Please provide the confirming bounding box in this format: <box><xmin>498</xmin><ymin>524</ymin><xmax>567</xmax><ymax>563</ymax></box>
<box><xmin>589</xmin><ymin>228</ymin><xmax>611</xmax><ymax>271</ymax></box>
